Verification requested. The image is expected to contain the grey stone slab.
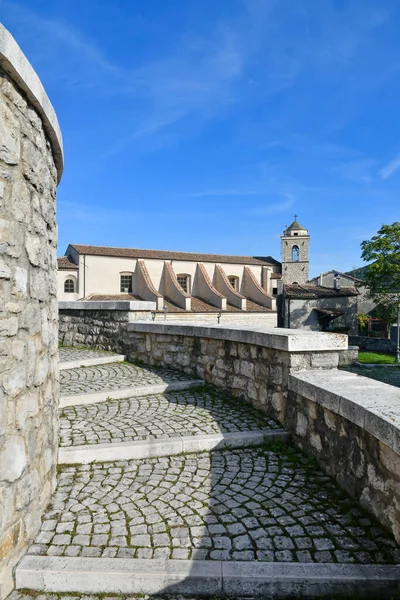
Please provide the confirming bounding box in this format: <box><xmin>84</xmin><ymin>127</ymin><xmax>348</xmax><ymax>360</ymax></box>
<box><xmin>127</xmin><ymin>321</ymin><xmax>347</xmax><ymax>352</ymax></box>
<box><xmin>59</xmin><ymin>301</ymin><xmax>156</xmax><ymax>311</ymax></box>
<box><xmin>16</xmin><ymin>556</ymin><xmax>222</xmax><ymax>595</ymax></box>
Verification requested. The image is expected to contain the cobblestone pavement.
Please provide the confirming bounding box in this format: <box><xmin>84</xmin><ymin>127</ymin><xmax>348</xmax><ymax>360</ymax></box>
<box><xmin>60</xmin><ymin>363</ymin><xmax>198</xmax><ymax>397</ymax></box>
<box><xmin>59</xmin><ymin>347</ymin><xmax>121</xmax><ymax>364</ymax></box>
<box><xmin>59</xmin><ymin>387</ymin><xmax>280</xmax><ymax>447</ymax></box>
<box><xmin>28</xmin><ymin>445</ymin><xmax>400</xmax><ymax>564</ymax></box>
<box><xmin>342</xmin><ymin>365</ymin><xmax>400</xmax><ymax>389</ymax></box>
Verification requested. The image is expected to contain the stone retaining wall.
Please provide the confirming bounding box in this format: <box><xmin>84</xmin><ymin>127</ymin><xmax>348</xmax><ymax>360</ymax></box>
<box><xmin>349</xmin><ymin>333</ymin><xmax>398</xmax><ymax>353</ymax></box>
<box><xmin>289</xmin><ymin>371</ymin><xmax>400</xmax><ymax>544</ymax></box>
<box><xmin>59</xmin><ymin>307</ymin><xmax>153</xmax><ymax>348</ymax></box>
<box><xmin>0</xmin><ymin>23</ymin><xmax>62</xmax><ymax>599</ymax></box>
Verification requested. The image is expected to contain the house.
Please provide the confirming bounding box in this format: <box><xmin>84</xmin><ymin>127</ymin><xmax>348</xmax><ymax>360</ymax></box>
<box><xmin>279</xmin><ymin>283</ymin><xmax>359</xmax><ymax>333</ymax></box>
<box><xmin>308</xmin><ymin>270</ymin><xmax>376</xmax><ymax>316</ymax></box>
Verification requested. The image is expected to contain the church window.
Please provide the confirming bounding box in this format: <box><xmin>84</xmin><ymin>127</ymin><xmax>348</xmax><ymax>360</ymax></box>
<box><xmin>120</xmin><ymin>273</ymin><xmax>133</xmax><ymax>293</ymax></box>
<box><xmin>292</xmin><ymin>245</ymin><xmax>300</xmax><ymax>261</ymax></box>
<box><xmin>228</xmin><ymin>276</ymin><xmax>239</xmax><ymax>290</ymax></box>
<box><xmin>177</xmin><ymin>274</ymin><xmax>190</xmax><ymax>293</ymax></box>
<box><xmin>64</xmin><ymin>279</ymin><xmax>75</xmax><ymax>293</ymax></box>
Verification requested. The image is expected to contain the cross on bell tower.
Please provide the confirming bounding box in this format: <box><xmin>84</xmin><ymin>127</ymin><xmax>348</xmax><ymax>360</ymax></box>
<box><xmin>281</xmin><ymin>216</ymin><xmax>310</xmax><ymax>284</ymax></box>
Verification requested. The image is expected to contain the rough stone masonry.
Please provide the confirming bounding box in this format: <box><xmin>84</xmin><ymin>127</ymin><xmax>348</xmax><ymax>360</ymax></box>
<box><xmin>0</xmin><ymin>23</ymin><xmax>63</xmax><ymax>599</ymax></box>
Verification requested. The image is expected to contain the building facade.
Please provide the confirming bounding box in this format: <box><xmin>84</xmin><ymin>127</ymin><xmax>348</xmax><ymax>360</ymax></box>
<box><xmin>57</xmin><ymin>244</ymin><xmax>282</xmax><ymax>320</ymax></box>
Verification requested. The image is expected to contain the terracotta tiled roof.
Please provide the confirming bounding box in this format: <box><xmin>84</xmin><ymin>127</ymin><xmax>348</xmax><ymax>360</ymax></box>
<box><xmin>159</xmin><ymin>296</ymin><xmax>273</xmax><ymax>313</ymax></box>
<box><xmin>69</xmin><ymin>244</ymin><xmax>280</xmax><ymax>267</ymax></box>
<box><xmin>57</xmin><ymin>256</ymin><xmax>78</xmax><ymax>270</ymax></box>
<box><xmin>270</xmin><ymin>273</ymin><xmax>282</xmax><ymax>279</ymax></box>
<box><xmin>308</xmin><ymin>270</ymin><xmax>365</xmax><ymax>285</ymax></box>
<box><xmin>284</xmin><ymin>284</ymin><xmax>358</xmax><ymax>299</ymax></box>
<box><xmin>81</xmin><ymin>294</ymin><xmax>143</xmax><ymax>301</ymax></box>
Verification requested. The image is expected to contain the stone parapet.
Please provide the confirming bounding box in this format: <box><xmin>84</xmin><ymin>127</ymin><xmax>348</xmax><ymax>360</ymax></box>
<box><xmin>59</xmin><ymin>300</ymin><xmax>156</xmax><ymax>311</ymax></box>
<box><xmin>288</xmin><ymin>369</ymin><xmax>400</xmax><ymax>543</ymax></box>
<box><xmin>126</xmin><ymin>321</ymin><xmax>347</xmax><ymax>352</ymax></box>
<box><xmin>0</xmin><ymin>23</ymin><xmax>62</xmax><ymax>599</ymax></box>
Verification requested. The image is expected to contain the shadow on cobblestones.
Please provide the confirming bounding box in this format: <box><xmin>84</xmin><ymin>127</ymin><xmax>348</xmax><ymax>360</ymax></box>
<box><xmin>29</xmin><ymin>438</ymin><xmax>400</xmax><ymax>597</ymax></box>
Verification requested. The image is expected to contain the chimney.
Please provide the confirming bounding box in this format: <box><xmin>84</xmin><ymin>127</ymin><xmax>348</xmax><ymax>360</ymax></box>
<box><xmin>333</xmin><ymin>274</ymin><xmax>340</xmax><ymax>290</ymax></box>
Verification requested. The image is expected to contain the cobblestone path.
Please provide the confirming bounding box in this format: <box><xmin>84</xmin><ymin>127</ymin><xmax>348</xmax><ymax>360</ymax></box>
<box><xmin>60</xmin><ymin>387</ymin><xmax>280</xmax><ymax>447</ymax></box>
<box><xmin>59</xmin><ymin>347</ymin><xmax>121</xmax><ymax>363</ymax></box>
<box><xmin>342</xmin><ymin>365</ymin><xmax>400</xmax><ymax>389</ymax></box>
<box><xmin>29</xmin><ymin>446</ymin><xmax>400</xmax><ymax>565</ymax></box>
<box><xmin>60</xmin><ymin>362</ymin><xmax>197</xmax><ymax>397</ymax></box>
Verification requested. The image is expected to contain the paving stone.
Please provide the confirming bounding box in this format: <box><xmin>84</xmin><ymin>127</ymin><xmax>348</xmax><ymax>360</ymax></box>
<box><xmin>59</xmin><ymin>348</ymin><xmax>122</xmax><ymax>364</ymax></box>
<box><xmin>59</xmin><ymin>386</ymin><xmax>280</xmax><ymax>447</ymax></box>
<box><xmin>30</xmin><ymin>446</ymin><xmax>400</xmax><ymax>563</ymax></box>
<box><xmin>60</xmin><ymin>362</ymin><xmax>198</xmax><ymax>398</ymax></box>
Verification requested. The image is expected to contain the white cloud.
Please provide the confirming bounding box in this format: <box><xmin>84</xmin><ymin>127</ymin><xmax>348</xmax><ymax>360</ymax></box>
<box><xmin>380</xmin><ymin>153</ymin><xmax>400</xmax><ymax>179</ymax></box>
<box><xmin>184</xmin><ymin>189</ymin><xmax>263</xmax><ymax>198</ymax></box>
<box><xmin>250</xmin><ymin>194</ymin><xmax>294</xmax><ymax>215</ymax></box>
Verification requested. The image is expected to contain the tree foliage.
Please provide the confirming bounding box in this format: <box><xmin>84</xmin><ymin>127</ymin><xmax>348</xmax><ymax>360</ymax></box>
<box><xmin>361</xmin><ymin>222</ymin><xmax>400</xmax><ymax>295</ymax></box>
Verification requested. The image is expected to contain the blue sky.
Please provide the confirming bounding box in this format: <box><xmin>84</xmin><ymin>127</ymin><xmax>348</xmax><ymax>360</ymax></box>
<box><xmin>2</xmin><ymin>0</ymin><xmax>400</xmax><ymax>276</ymax></box>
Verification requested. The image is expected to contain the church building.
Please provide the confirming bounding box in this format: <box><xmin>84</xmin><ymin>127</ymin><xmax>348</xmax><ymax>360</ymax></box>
<box><xmin>57</xmin><ymin>217</ymin><xmax>359</xmax><ymax>331</ymax></box>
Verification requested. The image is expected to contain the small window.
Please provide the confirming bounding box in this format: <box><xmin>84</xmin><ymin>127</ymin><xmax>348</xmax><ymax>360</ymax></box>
<box><xmin>292</xmin><ymin>245</ymin><xmax>300</xmax><ymax>262</ymax></box>
<box><xmin>228</xmin><ymin>276</ymin><xmax>239</xmax><ymax>290</ymax></box>
<box><xmin>120</xmin><ymin>274</ymin><xmax>132</xmax><ymax>293</ymax></box>
<box><xmin>177</xmin><ymin>275</ymin><xmax>190</xmax><ymax>293</ymax></box>
<box><xmin>272</xmin><ymin>287</ymin><xmax>278</xmax><ymax>296</ymax></box>
<box><xmin>64</xmin><ymin>279</ymin><xmax>75</xmax><ymax>293</ymax></box>
<box><xmin>293</xmin><ymin>232</ymin><xmax>298</xmax><ymax>236</ymax></box>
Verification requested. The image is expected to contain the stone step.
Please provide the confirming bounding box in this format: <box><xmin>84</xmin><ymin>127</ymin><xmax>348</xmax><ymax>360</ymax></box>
<box><xmin>15</xmin><ymin>555</ymin><xmax>400</xmax><ymax>598</ymax></box>
<box><xmin>59</xmin><ymin>386</ymin><xmax>283</xmax><ymax>454</ymax></box>
<box><xmin>58</xmin><ymin>430</ymin><xmax>289</xmax><ymax>464</ymax></box>
<box><xmin>60</xmin><ymin>379</ymin><xmax>202</xmax><ymax>408</ymax></box>
<box><xmin>60</xmin><ymin>351</ymin><xmax>126</xmax><ymax>370</ymax></box>
<box><xmin>60</xmin><ymin>361</ymin><xmax>203</xmax><ymax>408</ymax></box>
<box><xmin>22</xmin><ymin>447</ymin><xmax>400</xmax><ymax>582</ymax></box>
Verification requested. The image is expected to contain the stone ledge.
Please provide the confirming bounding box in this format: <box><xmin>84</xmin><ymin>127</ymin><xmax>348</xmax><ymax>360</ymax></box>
<box><xmin>60</xmin><ymin>379</ymin><xmax>202</xmax><ymax>408</ymax></box>
<box><xmin>16</xmin><ymin>556</ymin><xmax>400</xmax><ymax>597</ymax></box>
<box><xmin>59</xmin><ymin>353</ymin><xmax>126</xmax><ymax>370</ymax></box>
<box><xmin>59</xmin><ymin>300</ymin><xmax>156</xmax><ymax>311</ymax></box>
<box><xmin>57</xmin><ymin>429</ymin><xmax>289</xmax><ymax>464</ymax></box>
<box><xmin>0</xmin><ymin>23</ymin><xmax>63</xmax><ymax>182</ymax></box>
<box><xmin>127</xmin><ymin>321</ymin><xmax>348</xmax><ymax>353</ymax></box>
<box><xmin>289</xmin><ymin>369</ymin><xmax>400</xmax><ymax>454</ymax></box>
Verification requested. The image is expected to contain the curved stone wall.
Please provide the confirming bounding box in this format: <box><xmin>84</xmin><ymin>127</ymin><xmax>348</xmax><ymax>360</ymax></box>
<box><xmin>0</xmin><ymin>23</ymin><xmax>62</xmax><ymax>599</ymax></box>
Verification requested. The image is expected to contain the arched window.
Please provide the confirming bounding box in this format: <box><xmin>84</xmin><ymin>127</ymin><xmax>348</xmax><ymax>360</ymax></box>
<box><xmin>292</xmin><ymin>245</ymin><xmax>300</xmax><ymax>262</ymax></box>
<box><xmin>177</xmin><ymin>274</ymin><xmax>190</xmax><ymax>294</ymax></box>
<box><xmin>228</xmin><ymin>276</ymin><xmax>239</xmax><ymax>291</ymax></box>
<box><xmin>64</xmin><ymin>278</ymin><xmax>75</xmax><ymax>293</ymax></box>
<box><xmin>120</xmin><ymin>273</ymin><xmax>133</xmax><ymax>293</ymax></box>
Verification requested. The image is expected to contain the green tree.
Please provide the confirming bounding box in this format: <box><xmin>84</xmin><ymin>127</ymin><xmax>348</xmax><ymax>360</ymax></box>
<box><xmin>361</xmin><ymin>222</ymin><xmax>400</xmax><ymax>294</ymax></box>
<box><xmin>361</xmin><ymin>222</ymin><xmax>400</xmax><ymax>336</ymax></box>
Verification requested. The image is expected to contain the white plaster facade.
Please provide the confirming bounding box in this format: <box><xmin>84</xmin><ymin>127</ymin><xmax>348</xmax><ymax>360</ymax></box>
<box><xmin>57</xmin><ymin>245</ymin><xmax>281</xmax><ymax>315</ymax></box>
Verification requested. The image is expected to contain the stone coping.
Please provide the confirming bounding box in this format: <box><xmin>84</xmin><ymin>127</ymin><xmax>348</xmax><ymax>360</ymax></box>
<box><xmin>289</xmin><ymin>369</ymin><xmax>400</xmax><ymax>455</ymax></box>
<box><xmin>127</xmin><ymin>321</ymin><xmax>348</xmax><ymax>353</ymax></box>
<box><xmin>0</xmin><ymin>23</ymin><xmax>63</xmax><ymax>182</ymax></box>
<box><xmin>59</xmin><ymin>300</ymin><xmax>156</xmax><ymax>311</ymax></box>
<box><xmin>16</xmin><ymin>556</ymin><xmax>400</xmax><ymax>597</ymax></box>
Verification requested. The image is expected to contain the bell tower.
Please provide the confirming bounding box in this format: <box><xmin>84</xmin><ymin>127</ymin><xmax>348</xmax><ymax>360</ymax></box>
<box><xmin>281</xmin><ymin>215</ymin><xmax>309</xmax><ymax>284</ymax></box>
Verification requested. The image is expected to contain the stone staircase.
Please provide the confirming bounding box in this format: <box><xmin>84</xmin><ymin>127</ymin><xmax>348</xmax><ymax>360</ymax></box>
<box><xmin>14</xmin><ymin>348</ymin><xmax>400</xmax><ymax>599</ymax></box>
